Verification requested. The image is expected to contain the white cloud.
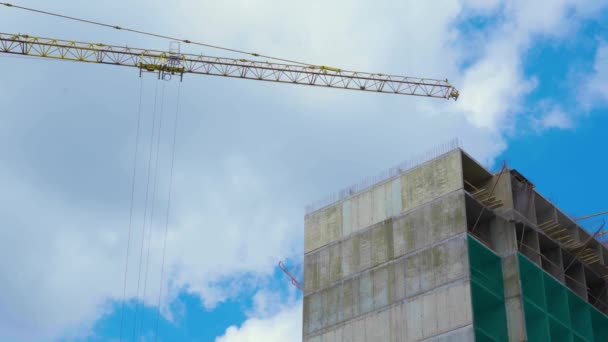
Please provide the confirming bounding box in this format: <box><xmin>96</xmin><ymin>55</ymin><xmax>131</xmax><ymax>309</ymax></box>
<box><xmin>582</xmin><ymin>40</ymin><xmax>608</xmax><ymax>108</ymax></box>
<box><xmin>215</xmin><ymin>299</ymin><xmax>302</xmax><ymax>342</ymax></box>
<box><xmin>0</xmin><ymin>1</ymin><xmax>606</xmax><ymax>341</ymax></box>
<box><xmin>535</xmin><ymin>106</ymin><xmax>574</xmax><ymax>130</ymax></box>
<box><xmin>456</xmin><ymin>0</ymin><xmax>607</xmax><ymax>131</ymax></box>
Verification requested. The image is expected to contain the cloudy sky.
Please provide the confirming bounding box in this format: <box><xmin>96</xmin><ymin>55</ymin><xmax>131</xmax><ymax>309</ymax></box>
<box><xmin>1</xmin><ymin>0</ymin><xmax>607</xmax><ymax>341</ymax></box>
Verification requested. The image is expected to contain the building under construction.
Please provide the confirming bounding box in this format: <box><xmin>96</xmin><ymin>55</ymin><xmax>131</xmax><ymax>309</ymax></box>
<box><xmin>303</xmin><ymin>145</ymin><xmax>608</xmax><ymax>341</ymax></box>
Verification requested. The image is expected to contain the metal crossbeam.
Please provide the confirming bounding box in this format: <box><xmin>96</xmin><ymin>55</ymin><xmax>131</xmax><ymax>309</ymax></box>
<box><xmin>0</xmin><ymin>33</ymin><xmax>459</xmax><ymax>99</ymax></box>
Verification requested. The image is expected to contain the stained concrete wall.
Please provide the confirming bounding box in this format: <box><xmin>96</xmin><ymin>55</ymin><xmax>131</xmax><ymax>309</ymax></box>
<box><xmin>303</xmin><ymin>233</ymin><xmax>469</xmax><ymax>337</ymax></box>
<box><xmin>305</xmin><ymin>150</ymin><xmax>462</xmax><ymax>254</ymax></box>
<box><xmin>304</xmin><ymin>191</ymin><xmax>468</xmax><ymax>291</ymax></box>
<box><xmin>306</xmin><ymin>280</ymin><xmax>473</xmax><ymax>342</ymax></box>
<box><xmin>305</xmin><ymin>205</ymin><xmax>343</xmax><ymax>254</ymax></box>
<box><xmin>400</xmin><ymin>151</ymin><xmax>462</xmax><ymax>212</ymax></box>
<box><xmin>342</xmin><ymin>178</ymin><xmax>402</xmax><ymax>238</ymax></box>
<box><xmin>303</xmin><ymin>150</ymin><xmax>470</xmax><ymax>341</ymax></box>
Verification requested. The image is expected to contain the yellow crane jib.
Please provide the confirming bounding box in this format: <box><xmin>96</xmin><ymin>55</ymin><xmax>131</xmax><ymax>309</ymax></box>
<box><xmin>0</xmin><ymin>32</ymin><xmax>459</xmax><ymax>100</ymax></box>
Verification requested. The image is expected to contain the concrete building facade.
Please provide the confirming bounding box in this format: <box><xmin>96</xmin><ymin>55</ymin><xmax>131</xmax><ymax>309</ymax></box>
<box><xmin>303</xmin><ymin>148</ymin><xmax>608</xmax><ymax>341</ymax></box>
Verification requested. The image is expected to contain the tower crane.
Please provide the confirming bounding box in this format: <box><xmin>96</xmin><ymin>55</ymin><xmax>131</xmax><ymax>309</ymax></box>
<box><xmin>0</xmin><ymin>32</ymin><xmax>459</xmax><ymax>100</ymax></box>
<box><xmin>0</xmin><ymin>4</ymin><xmax>462</xmax><ymax>340</ymax></box>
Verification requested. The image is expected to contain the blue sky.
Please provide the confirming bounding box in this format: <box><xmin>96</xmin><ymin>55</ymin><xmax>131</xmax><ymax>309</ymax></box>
<box><xmin>1</xmin><ymin>1</ymin><xmax>608</xmax><ymax>341</ymax></box>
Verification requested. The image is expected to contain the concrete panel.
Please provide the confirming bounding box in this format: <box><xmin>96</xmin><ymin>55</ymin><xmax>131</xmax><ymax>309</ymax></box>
<box><xmin>351</xmin><ymin>273</ymin><xmax>361</xmax><ymax>318</ymax></box>
<box><xmin>308</xmin><ymin>292</ymin><xmax>322</xmax><ymax>334</ymax></box>
<box><xmin>356</xmin><ymin>190</ymin><xmax>373</xmax><ymax>233</ymax></box>
<box><xmin>305</xmin><ymin>204</ymin><xmax>343</xmax><ymax>253</ymax></box>
<box><xmin>405</xmin><ymin>237</ymin><xmax>467</xmax><ymax>298</ymax></box>
<box><xmin>406</xmin><ymin>292</ymin><xmax>424</xmax><ymax>341</ymax></box>
<box><xmin>340</xmin><ymin>321</ymin><xmax>354</xmax><ymax>342</ymax></box>
<box><xmin>342</xmin><ymin>199</ymin><xmax>353</xmax><ymax>237</ymax></box>
<box><xmin>419</xmin><ymin>249</ymin><xmax>435</xmax><ymax>297</ymax></box>
<box><xmin>318</xmin><ymin>247</ymin><xmax>330</xmax><ymax>290</ymax></box>
<box><xmin>358</xmin><ymin>271</ymin><xmax>373</xmax><ymax>315</ymax></box>
<box><xmin>391</xmin><ymin>259</ymin><xmax>406</xmax><ymax>303</ymax></box>
<box><xmin>305</xmin><ymin>212</ymin><xmax>322</xmax><ymax>254</ymax></box>
<box><xmin>339</xmin><ymin>280</ymin><xmax>354</xmax><ymax>323</ymax></box>
<box><xmin>343</xmin><ymin>178</ymin><xmax>403</xmax><ymax>237</ymax></box>
<box><xmin>421</xmin><ymin>289</ymin><xmax>436</xmax><ymax>338</ymax></box>
<box><xmin>372</xmin><ymin>220</ymin><xmax>393</xmax><ymax>267</ymax></box>
<box><xmin>433</xmin><ymin>244</ymin><xmax>450</xmax><ymax>286</ymax></box>
<box><xmin>372</xmin><ymin>182</ymin><xmax>387</xmax><ymax>224</ymax></box>
<box><xmin>429</xmin><ymin>195</ymin><xmax>466</xmax><ymax>243</ymax></box>
<box><xmin>303</xmin><ymin>295</ymin><xmax>311</xmax><ymax>336</ymax></box>
<box><xmin>393</xmin><ymin>192</ymin><xmax>466</xmax><ymax>257</ymax></box>
<box><xmin>372</xmin><ymin>266</ymin><xmax>389</xmax><ymax>310</ymax></box>
<box><xmin>351</xmin><ymin>318</ymin><xmax>366</xmax><ymax>342</ymax></box>
<box><xmin>389</xmin><ymin>304</ymin><xmax>405</xmax><ymax>342</ymax></box>
<box><xmin>331</xmin><ymin>326</ymin><xmax>343</xmax><ymax>342</ymax></box>
<box><xmin>310</xmin><ymin>297</ymin><xmax>472</xmax><ymax>342</ymax></box>
<box><xmin>450</xmin><ymin>281</ymin><xmax>473</xmax><ymax>327</ymax></box>
<box><xmin>311</xmin><ymin>218</ymin><xmax>394</xmax><ymax>284</ymax></box>
<box><xmin>304</xmin><ymin>252</ymin><xmax>321</xmax><ymax>293</ymax></box>
<box><xmin>336</xmin><ymin>178</ymin><xmax>403</xmax><ymax>241</ymax></box>
<box><xmin>325</xmin><ymin>285</ymin><xmax>339</xmax><ymax>328</ymax></box>
<box><xmin>392</xmin><ymin>226</ymin><xmax>405</xmax><ymax>265</ymax></box>
<box><xmin>358</xmin><ymin>230</ymin><xmax>373</xmax><ymax>272</ymax></box>
<box><xmin>405</xmin><ymin>252</ymin><xmax>422</xmax><ymax>297</ymax></box>
<box><xmin>328</xmin><ymin>243</ymin><xmax>342</xmax><ymax>284</ymax></box>
<box><xmin>308</xmin><ymin>255</ymin><xmax>438</xmax><ymax>337</ymax></box>
<box><xmin>392</xmin><ymin>206</ymin><xmax>417</xmax><ymax>257</ymax></box>
<box><xmin>446</xmin><ymin>236</ymin><xmax>468</xmax><ymax>282</ymax></box>
<box><xmin>390</xmin><ymin>177</ymin><xmax>403</xmax><ymax>217</ymax></box>
<box><xmin>340</xmin><ymin>237</ymin><xmax>356</xmax><ymax>279</ymax></box>
<box><xmin>405</xmin><ymin>281</ymin><xmax>473</xmax><ymax>340</ymax></box>
<box><xmin>435</xmin><ymin>285</ymin><xmax>450</xmax><ymax>333</ymax></box>
<box><xmin>366</xmin><ymin>309</ymin><xmax>390</xmax><ymax>341</ymax></box>
<box><xmin>401</xmin><ymin>150</ymin><xmax>462</xmax><ymax>212</ymax></box>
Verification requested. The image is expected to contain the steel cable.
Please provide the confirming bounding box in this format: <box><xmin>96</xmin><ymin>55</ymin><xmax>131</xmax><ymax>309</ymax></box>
<box><xmin>139</xmin><ymin>80</ymin><xmax>166</xmax><ymax>338</ymax></box>
<box><xmin>1</xmin><ymin>2</ymin><xmax>313</xmax><ymax>66</ymax></box>
<box><xmin>154</xmin><ymin>82</ymin><xmax>181</xmax><ymax>342</ymax></box>
<box><xmin>132</xmin><ymin>79</ymin><xmax>160</xmax><ymax>342</ymax></box>
<box><xmin>119</xmin><ymin>76</ymin><xmax>144</xmax><ymax>342</ymax></box>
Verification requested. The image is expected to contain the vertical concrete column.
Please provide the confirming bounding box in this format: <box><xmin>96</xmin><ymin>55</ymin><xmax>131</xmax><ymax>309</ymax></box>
<box><xmin>489</xmin><ymin>170</ymin><xmax>515</xmax><ymax>215</ymax></box>
<box><xmin>490</xmin><ymin>218</ymin><xmax>527</xmax><ymax>342</ymax></box>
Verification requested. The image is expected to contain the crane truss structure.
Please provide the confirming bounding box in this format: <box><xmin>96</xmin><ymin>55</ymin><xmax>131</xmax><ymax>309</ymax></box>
<box><xmin>0</xmin><ymin>33</ymin><xmax>459</xmax><ymax>100</ymax></box>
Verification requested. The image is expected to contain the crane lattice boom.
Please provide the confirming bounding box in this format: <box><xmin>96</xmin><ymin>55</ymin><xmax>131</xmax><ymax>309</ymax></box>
<box><xmin>0</xmin><ymin>33</ymin><xmax>459</xmax><ymax>100</ymax></box>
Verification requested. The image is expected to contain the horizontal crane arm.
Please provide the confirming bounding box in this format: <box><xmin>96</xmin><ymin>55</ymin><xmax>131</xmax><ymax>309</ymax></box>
<box><xmin>0</xmin><ymin>33</ymin><xmax>459</xmax><ymax>100</ymax></box>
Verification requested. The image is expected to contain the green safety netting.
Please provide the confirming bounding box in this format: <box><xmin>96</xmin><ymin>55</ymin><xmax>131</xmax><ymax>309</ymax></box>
<box><xmin>518</xmin><ymin>254</ymin><xmax>608</xmax><ymax>342</ymax></box>
<box><xmin>468</xmin><ymin>235</ymin><xmax>510</xmax><ymax>341</ymax></box>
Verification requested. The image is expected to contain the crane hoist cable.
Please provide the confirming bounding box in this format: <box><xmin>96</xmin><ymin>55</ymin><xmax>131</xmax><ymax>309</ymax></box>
<box><xmin>153</xmin><ymin>83</ymin><xmax>181</xmax><ymax>342</ymax></box>
<box><xmin>119</xmin><ymin>77</ymin><xmax>145</xmax><ymax>341</ymax></box>
<box><xmin>139</xmin><ymin>81</ymin><xmax>166</xmax><ymax>338</ymax></box>
<box><xmin>131</xmin><ymin>79</ymin><xmax>161</xmax><ymax>342</ymax></box>
<box><xmin>0</xmin><ymin>1</ymin><xmax>314</xmax><ymax>66</ymax></box>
